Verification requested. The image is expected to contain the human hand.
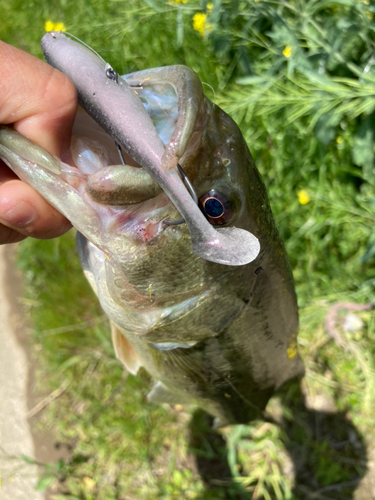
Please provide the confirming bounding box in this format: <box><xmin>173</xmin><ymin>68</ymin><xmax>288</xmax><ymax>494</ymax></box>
<box><xmin>0</xmin><ymin>40</ymin><xmax>77</xmax><ymax>244</ymax></box>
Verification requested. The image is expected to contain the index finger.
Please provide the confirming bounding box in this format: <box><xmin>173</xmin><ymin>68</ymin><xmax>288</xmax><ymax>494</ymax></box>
<box><xmin>0</xmin><ymin>40</ymin><xmax>77</xmax><ymax>156</ymax></box>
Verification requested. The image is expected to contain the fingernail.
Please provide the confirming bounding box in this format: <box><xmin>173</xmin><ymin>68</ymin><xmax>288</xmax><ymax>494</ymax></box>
<box><xmin>0</xmin><ymin>201</ymin><xmax>35</xmax><ymax>228</ymax></box>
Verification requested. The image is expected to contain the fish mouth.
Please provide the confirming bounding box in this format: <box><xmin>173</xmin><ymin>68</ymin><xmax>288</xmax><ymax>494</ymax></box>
<box><xmin>0</xmin><ymin>71</ymin><xmax>201</xmax><ymax>255</ymax></box>
<box><xmin>67</xmin><ymin>99</ymin><xmax>189</xmax><ymax>245</ymax></box>
<box><xmin>52</xmin><ymin>59</ymin><xmax>208</xmax><ymax>246</ymax></box>
<box><xmin>61</xmin><ymin>59</ymin><xmax>222</xmax><ymax>248</ymax></box>
<box><xmin>41</xmin><ymin>32</ymin><xmax>260</xmax><ymax>266</ymax></box>
<box><xmin>55</xmin><ymin>117</ymin><xmax>195</xmax><ymax>251</ymax></box>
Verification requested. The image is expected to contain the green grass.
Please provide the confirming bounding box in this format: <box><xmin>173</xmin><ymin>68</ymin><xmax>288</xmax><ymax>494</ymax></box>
<box><xmin>1</xmin><ymin>0</ymin><xmax>375</xmax><ymax>498</ymax></box>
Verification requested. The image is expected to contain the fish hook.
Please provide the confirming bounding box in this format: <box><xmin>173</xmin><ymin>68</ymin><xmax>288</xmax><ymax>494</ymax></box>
<box><xmin>105</xmin><ymin>64</ymin><xmax>126</xmax><ymax>166</ymax></box>
<box><xmin>163</xmin><ymin>163</ymin><xmax>199</xmax><ymax>226</ymax></box>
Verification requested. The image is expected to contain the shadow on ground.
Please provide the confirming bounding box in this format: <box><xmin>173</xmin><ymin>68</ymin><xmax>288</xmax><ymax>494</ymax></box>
<box><xmin>188</xmin><ymin>382</ymin><xmax>367</xmax><ymax>500</ymax></box>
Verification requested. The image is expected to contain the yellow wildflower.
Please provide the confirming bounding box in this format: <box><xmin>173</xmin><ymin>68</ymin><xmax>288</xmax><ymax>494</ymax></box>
<box><xmin>363</xmin><ymin>0</ymin><xmax>370</xmax><ymax>5</ymax></box>
<box><xmin>173</xmin><ymin>0</ymin><xmax>188</xmax><ymax>3</ymax></box>
<box><xmin>297</xmin><ymin>190</ymin><xmax>310</xmax><ymax>205</ymax></box>
<box><xmin>54</xmin><ymin>22</ymin><xmax>67</xmax><ymax>31</ymax></box>
<box><xmin>206</xmin><ymin>2</ymin><xmax>213</xmax><ymax>12</ymax></box>
<box><xmin>45</xmin><ymin>20</ymin><xmax>54</xmax><ymax>32</ymax></box>
<box><xmin>282</xmin><ymin>45</ymin><xmax>292</xmax><ymax>58</ymax></box>
<box><xmin>45</xmin><ymin>20</ymin><xmax>66</xmax><ymax>32</ymax></box>
<box><xmin>193</xmin><ymin>13</ymin><xmax>211</xmax><ymax>36</ymax></box>
<box><xmin>254</xmin><ymin>0</ymin><xmax>260</xmax><ymax>2</ymax></box>
<box><xmin>336</xmin><ymin>136</ymin><xmax>344</xmax><ymax>144</ymax></box>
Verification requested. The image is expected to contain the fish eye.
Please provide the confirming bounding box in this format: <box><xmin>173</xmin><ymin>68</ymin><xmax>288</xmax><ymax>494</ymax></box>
<box><xmin>199</xmin><ymin>189</ymin><xmax>232</xmax><ymax>225</ymax></box>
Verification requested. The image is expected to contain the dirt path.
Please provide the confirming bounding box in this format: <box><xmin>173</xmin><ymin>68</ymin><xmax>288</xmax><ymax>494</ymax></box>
<box><xmin>0</xmin><ymin>244</ymin><xmax>45</xmax><ymax>499</ymax></box>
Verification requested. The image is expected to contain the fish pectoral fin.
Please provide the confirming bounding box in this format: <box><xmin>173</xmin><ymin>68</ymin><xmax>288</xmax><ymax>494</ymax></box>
<box><xmin>147</xmin><ymin>381</ymin><xmax>192</xmax><ymax>406</ymax></box>
<box><xmin>110</xmin><ymin>321</ymin><xmax>141</xmax><ymax>375</ymax></box>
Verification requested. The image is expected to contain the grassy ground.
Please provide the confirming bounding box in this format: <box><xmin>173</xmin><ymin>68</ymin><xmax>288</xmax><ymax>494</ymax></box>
<box><xmin>1</xmin><ymin>0</ymin><xmax>375</xmax><ymax>499</ymax></box>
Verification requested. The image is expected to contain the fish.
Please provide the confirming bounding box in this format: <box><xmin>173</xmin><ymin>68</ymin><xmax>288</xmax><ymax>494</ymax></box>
<box><xmin>0</xmin><ymin>32</ymin><xmax>304</xmax><ymax>424</ymax></box>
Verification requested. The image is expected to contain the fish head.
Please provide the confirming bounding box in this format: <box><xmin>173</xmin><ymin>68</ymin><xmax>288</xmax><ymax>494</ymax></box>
<box><xmin>41</xmin><ymin>32</ymin><xmax>260</xmax><ymax>267</ymax></box>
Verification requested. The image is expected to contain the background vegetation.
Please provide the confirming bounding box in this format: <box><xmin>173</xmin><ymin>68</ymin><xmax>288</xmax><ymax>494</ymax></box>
<box><xmin>1</xmin><ymin>0</ymin><xmax>374</xmax><ymax>498</ymax></box>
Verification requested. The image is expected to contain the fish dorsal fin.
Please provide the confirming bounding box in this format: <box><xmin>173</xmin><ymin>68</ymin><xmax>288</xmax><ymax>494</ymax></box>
<box><xmin>110</xmin><ymin>321</ymin><xmax>141</xmax><ymax>375</ymax></box>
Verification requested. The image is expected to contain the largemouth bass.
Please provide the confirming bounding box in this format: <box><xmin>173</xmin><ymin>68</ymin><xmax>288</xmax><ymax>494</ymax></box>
<box><xmin>0</xmin><ymin>33</ymin><xmax>304</xmax><ymax>424</ymax></box>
